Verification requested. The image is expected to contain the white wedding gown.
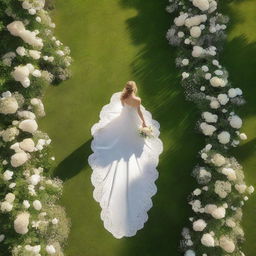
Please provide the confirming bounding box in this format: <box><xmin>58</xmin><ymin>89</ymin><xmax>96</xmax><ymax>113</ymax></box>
<box><xmin>88</xmin><ymin>92</ymin><xmax>163</xmax><ymax>238</ymax></box>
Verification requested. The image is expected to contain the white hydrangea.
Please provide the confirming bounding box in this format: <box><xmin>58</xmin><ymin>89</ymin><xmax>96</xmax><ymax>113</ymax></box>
<box><xmin>217</xmin><ymin>94</ymin><xmax>229</xmax><ymax>105</ymax></box>
<box><xmin>226</xmin><ymin>218</ymin><xmax>236</xmax><ymax>228</ymax></box>
<box><xmin>219</xmin><ymin>236</ymin><xmax>235</xmax><ymax>253</ymax></box>
<box><xmin>211</xmin><ymin>153</ymin><xmax>226</xmax><ymax>166</ymax></box>
<box><xmin>174</xmin><ymin>13</ymin><xmax>189</xmax><ymax>26</ymax></box>
<box><xmin>28</xmin><ymin>174</ymin><xmax>41</xmax><ymax>186</ymax></box>
<box><xmin>211</xmin><ymin>206</ymin><xmax>226</xmax><ymax>219</ymax></box>
<box><xmin>229</xmin><ymin>115</ymin><xmax>242</xmax><ymax>129</ymax></box>
<box><xmin>239</xmin><ymin>133</ymin><xmax>247</xmax><ymax>140</ymax></box>
<box><xmin>23</xmin><ymin>200</ymin><xmax>30</xmax><ymax>209</ymax></box>
<box><xmin>214</xmin><ymin>180</ymin><xmax>232</xmax><ymax>198</ymax></box>
<box><xmin>210</xmin><ymin>99</ymin><xmax>220</xmax><ymax>109</ymax></box>
<box><xmin>0</xmin><ymin>96</ymin><xmax>19</xmax><ymax>114</ymax></box>
<box><xmin>3</xmin><ymin>170</ymin><xmax>14</xmax><ymax>181</ymax></box>
<box><xmin>16</xmin><ymin>46</ymin><xmax>27</xmax><ymax>56</ymax></box>
<box><xmin>210</xmin><ymin>77</ymin><xmax>226</xmax><ymax>87</ymax></box>
<box><xmin>12</xmin><ymin>65</ymin><xmax>31</xmax><ymax>88</ymax></box>
<box><xmin>5</xmin><ymin>193</ymin><xmax>15</xmax><ymax>203</ymax></box>
<box><xmin>14</xmin><ymin>212</ymin><xmax>30</xmax><ymax>234</ymax></box>
<box><xmin>193</xmin><ymin>0</ymin><xmax>210</xmax><ymax>11</ymax></box>
<box><xmin>33</xmin><ymin>200</ymin><xmax>42</xmax><ymax>211</ymax></box>
<box><xmin>1</xmin><ymin>127</ymin><xmax>19</xmax><ymax>142</ymax></box>
<box><xmin>200</xmin><ymin>122</ymin><xmax>216</xmax><ymax>136</ymax></box>
<box><xmin>11</xmin><ymin>151</ymin><xmax>29</xmax><ymax>167</ymax></box>
<box><xmin>29</xmin><ymin>50</ymin><xmax>41</xmax><ymax>59</ymax></box>
<box><xmin>217</xmin><ymin>131</ymin><xmax>230</xmax><ymax>144</ymax></box>
<box><xmin>235</xmin><ymin>184</ymin><xmax>247</xmax><ymax>194</ymax></box>
<box><xmin>202</xmin><ymin>112</ymin><xmax>218</xmax><ymax>123</ymax></box>
<box><xmin>18</xmin><ymin>110</ymin><xmax>36</xmax><ymax>120</ymax></box>
<box><xmin>19</xmin><ymin>138</ymin><xmax>35</xmax><ymax>152</ymax></box>
<box><xmin>190</xmin><ymin>26</ymin><xmax>201</xmax><ymax>38</ymax></box>
<box><xmin>7</xmin><ymin>21</ymin><xmax>43</xmax><ymax>48</ymax></box>
<box><xmin>46</xmin><ymin>245</ymin><xmax>56</xmax><ymax>254</ymax></box>
<box><xmin>185</xmin><ymin>250</ymin><xmax>196</xmax><ymax>256</ymax></box>
<box><xmin>19</xmin><ymin>119</ymin><xmax>38</xmax><ymax>133</ymax></box>
<box><xmin>192</xmin><ymin>46</ymin><xmax>204</xmax><ymax>57</ymax></box>
<box><xmin>193</xmin><ymin>219</ymin><xmax>207</xmax><ymax>231</ymax></box>
<box><xmin>185</xmin><ymin>15</ymin><xmax>207</xmax><ymax>28</ymax></box>
<box><xmin>0</xmin><ymin>201</ymin><xmax>13</xmax><ymax>212</ymax></box>
<box><xmin>201</xmin><ymin>233</ymin><xmax>215</xmax><ymax>247</ymax></box>
<box><xmin>222</xmin><ymin>167</ymin><xmax>236</xmax><ymax>181</ymax></box>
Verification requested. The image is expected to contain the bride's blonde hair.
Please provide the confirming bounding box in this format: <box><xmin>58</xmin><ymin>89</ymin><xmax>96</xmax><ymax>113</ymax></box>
<box><xmin>121</xmin><ymin>81</ymin><xmax>137</xmax><ymax>100</ymax></box>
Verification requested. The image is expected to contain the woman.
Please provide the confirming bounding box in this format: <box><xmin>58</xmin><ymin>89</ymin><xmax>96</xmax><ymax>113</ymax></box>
<box><xmin>88</xmin><ymin>81</ymin><xmax>163</xmax><ymax>238</ymax></box>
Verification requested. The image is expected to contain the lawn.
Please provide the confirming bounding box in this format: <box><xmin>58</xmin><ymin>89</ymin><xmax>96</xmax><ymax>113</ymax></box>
<box><xmin>39</xmin><ymin>0</ymin><xmax>256</xmax><ymax>255</ymax></box>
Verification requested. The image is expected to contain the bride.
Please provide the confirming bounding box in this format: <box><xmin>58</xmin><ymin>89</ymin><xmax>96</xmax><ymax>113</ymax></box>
<box><xmin>88</xmin><ymin>81</ymin><xmax>163</xmax><ymax>238</ymax></box>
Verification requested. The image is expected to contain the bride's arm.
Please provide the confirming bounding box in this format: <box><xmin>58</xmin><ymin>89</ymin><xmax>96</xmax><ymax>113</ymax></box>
<box><xmin>137</xmin><ymin>101</ymin><xmax>147</xmax><ymax>127</ymax></box>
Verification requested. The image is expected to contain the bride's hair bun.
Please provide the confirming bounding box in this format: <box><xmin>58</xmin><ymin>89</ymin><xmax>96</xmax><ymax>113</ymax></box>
<box><xmin>121</xmin><ymin>81</ymin><xmax>138</xmax><ymax>100</ymax></box>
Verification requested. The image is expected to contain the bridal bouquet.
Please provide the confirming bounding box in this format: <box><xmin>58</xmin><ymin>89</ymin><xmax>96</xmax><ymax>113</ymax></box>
<box><xmin>139</xmin><ymin>126</ymin><xmax>154</xmax><ymax>138</ymax></box>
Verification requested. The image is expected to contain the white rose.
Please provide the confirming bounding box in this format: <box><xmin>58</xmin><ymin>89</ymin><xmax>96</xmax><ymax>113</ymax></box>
<box><xmin>193</xmin><ymin>0</ymin><xmax>210</xmax><ymax>11</ymax></box>
<box><xmin>211</xmin><ymin>153</ymin><xmax>226</xmax><ymax>166</ymax></box>
<box><xmin>5</xmin><ymin>193</ymin><xmax>15</xmax><ymax>203</ymax></box>
<box><xmin>174</xmin><ymin>13</ymin><xmax>188</xmax><ymax>26</ymax></box>
<box><xmin>23</xmin><ymin>200</ymin><xmax>30</xmax><ymax>209</ymax></box>
<box><xmin>239</xmin><ymin>133</ymin><xmax>247</xmax><ymax>140</ymax></box>
<box><xmin>16</xmin><ymin>46</ymin><xmax>26</xmax><ymax>56</ymax></box>
<box><xmin>211</xmin><ymin>207</ymin><xmax>226</xmax><ymax>219</ymax></box>
<box><xmin>19</xmin><ymin>138</ymin><xmax>35</xmax><ymax>152</ymax></box>
<box><xmin>192</xmin><ymin>46</ymin><xmax>204</xmax><ymax>57</ymax></box>
<box><xmin>219</xmin><ymin>236</ymin><xmax>235</xmax><ymax>253</ymax></box>
<box><xmin>3</xmin><ymin>170</ymin><xmax>14</xmax><ymax>181</ymax></box>
<box><xmin>11</xmin><ymin>65</ymin><xmax>30</xmax><ymax>88</ymax></box>
<box><xmin>222</xmin><ymin>168</ymin><xmax>236</xmax><ymax>181</ymax></box>
<box><xmin>200</xmin><ymin>122</ymin><xmax>216</xmax><ymax>136</ymax></box>
<box><xmin>202</xmin><ymin>112</ymin><xmax>218</xmax><ymax>123</ymax></box>
<box><xmin>29</xmin><ymin>50</ymin><xmax>41</xmax><ymax>59</ymax></box>
<box><xmin>210</xmin><ymin>77</ymin><xmax>226</xmax><ymax>87</ymax></box>
<box><xmin>1</xmin><ymin>201</ymin><xmax>13</xmax><ymax>212</ymax></box>
<box><xmin>33</xmin><ymin>200</ymin><xmax>42</xmax><ymax>211</ymax></box>
<box><xmin>29</xmin><ymin>174</ymin><xmax>41</xmax><ymax>186</ymax></box>
<box><xmin>0</xmin><ymin>97</ymin><xmax>19</xmax><ymax>114</ymax></box>
<box><xmin>217</xmin><ymin>94</ymin><xmax>229</xmax><ymax>105</ymax></box>
<box><xmin>14</xmin><ymin>212</ymin><xmax>30</xmax><ymax>234</ymax></box>
<box><xmin>11</xmin><ymin>151</ymin><xmax>29</xmax><ymax>167</ymax></box>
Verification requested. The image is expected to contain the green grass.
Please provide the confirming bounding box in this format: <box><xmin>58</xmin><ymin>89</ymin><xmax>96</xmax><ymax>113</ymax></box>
<box><xmin>39</xmin><ymin>0</ymin><xmax>256</xmax><ymax>255</ymax></box>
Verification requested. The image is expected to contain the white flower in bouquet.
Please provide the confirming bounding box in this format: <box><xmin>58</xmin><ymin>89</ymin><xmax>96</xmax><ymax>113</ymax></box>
<box><xmin>205</xmin><ymin>73</ymin><xmax>212</xmax><ymax>80</ymax></box>
<box><xmin>19</xmin><ymin>119</ymin><xmax>38</xmax><ymax>133</ymax></box>
<box><xmin>211</xmin><ymin>206</ymin><xmax>226</xmax><ymax>219</ymax></box>
<box><xmin>5</xmin><ymin>193</ymin><xmax>15</xmax><ymax>203</ymax></box>
<box><xmin>217</xmin><ymin>94</ymin><xmax>229</xmax><ymax>105</ymax></box>
<box><xmin>14</xmin><ymin>212</ymin><xmax>30</xmax><ymax>234</ymax></box>
<box><xmin>210</xmin><ymin>77</ymin><xmax>226</xmax><ymax>87</ymax></box>
<box><xmin>185</xmin><ymin>15</ymin><xmax>207</xmax><ymax>28</ymax></box>
<box><xmin>193</xmin><ymin>0</ymin><xmax>210</xmax><ymax>11</ymax></box>
<box><xmin>192</xmin><ymin>46</ymin><xmax>204</xmax><ymax>57</ymax></box>
<box><xmin>33</xmin><ymin>200</ymin><xmax>42</xmax><ymax>211</ymax></box>
<box><xmin>219</xmin><ymin>236</ymin><xmax>235</xmax><ymax>253</ymax></box>
<box><xmin>2</xmin><ymin>127</ymin><xmax>19</xmax><ymax>142</ymax></box>
<box><xmin>1</xmin><ymin>201</ymin><xmax>13</xmax><ymax>212</ymax></box>
<box><xmin>0</xmin><ymin>234</ymin><xmax>5</xmax><ymax>242</ymax></box>
<box><xmin>139</xmin><ymin>126</ymin><xmax>153</xmax><ymax>138</ymax></box>
<box><xmin>46</xmin><ymin>245</ymin><xmax>56</xmax><ymax>254</ymax></box>
<box><xmin>7</xmin><ymin>21</ymin><xmax>43</xmax><ymax>48</ymax></box>
<box><xmin>235</xmin><ymin>88</ymin><xmax>243</xmax><ymax>96</ymax></box>
<box><xmin>202</xmin><ymin>112</ymin><xmax>218</xmax><ymax>123</ymax></box>
<box><xmin>31</xmin><ymin>98</ymin><xmax>46</xmax><ymax>117</ymax></box>
<box><xmin>198</xmin><ymin>168</ymin><xmax>212</xmax><ymax>182</ymax></box>
<box><xmin>19</xmin><ymin>138</ymin><xmax>35</xmax><ymax>152</ymax></box>
<box><xmin>222</xmin><ymin>167</ymin><xmax>236</xmax><ymax>181</ymax></box>
<box><xmin>190</xmin><ymin>26</ymin><xmax>201</xmax><ymax>38</ymax></box>
<box><xmin>9</xmin><ymin>182</ymin><xmax>16</xmax><ymax>189</ymax></box>
<box><xmin>239</xmin><ymin>133</ymin><xmax>247</xmax><ymax>140</ymax></box>
<box><xmin>229</xmin><ymin>115</ymin><xmax>242</xmax><ymax>129</ymax></box>
<box><xmin>29</xmin><ymin>50</ymin><xmax>41</xmax><ymax>59</ymax></box>
<box><xmin>185</xmin><ymin>250</ymin><xmax>196</xmax><ymax>256</ymax></box>
<box><xmin>235</xmin><ymin>184</ymin><xmax>247</xmax><ymax>194</ymax></box>
<box><xmin>201</xmin><ymin>233</ymin><xmax>215</xmax><ymax>247</ymax></box>
<box><xmin>16</xmin><ymin>46</ymin><xmax>26</xmax><ymax>56</ymax></box>
<box><xmin>3</xmin><ymin>170</ymin><xmax>14</xmax><ymax>181</ymax></box>
<box><xmin>177</xmin><ymin>31</ymin><xmax>184</xmax><ymax>38</ymax></box>
<box><xmin>29</xmin><ymin>174</ymin><xmax>41</xmax><ymax>186</ymax></box>
<box><xmin>10</xmin><ymin>142</ymin><xmax>22</xmax><ymax>153</ymax></box>
<box><xmin>202</xmin><ymin>65</ymin><xmax>209</xmax><ymax>72</ymax></box>
<box><xmin>208</xmin><ymin>0</ymin><xmax>217</xmax><ymax>13</ymax></box>
<box><xmin>217</xmin><ymin>131</ymin><xmax>230</xmax><ymax>144</ymax></box>
<box><xmin>211</xmin><ymin>153</ymin><xmax>226</xmax><ymax>166</ymax></box>
<box><xmin>23</xmin><ymin>200</ymin><xmax>30</xmax><ymax>209</ymax></box>
<box><xmin>32</xmin><ymin>69</ymin><xmax>42</xmax><ymax>77</ymax></box>
<box><xmin>0</xmin><ymin>96</ymin><xmax>19</xmax><ymax>114</ymax></box>
<box><xmin>174</xmin><ymin>13</ymin><xmax>188</xmax><ymax>26</ymax></box>
<box><xmin>200</xmin><ymin>122</ymin><xmax>216</xmax><ymax>136</ymax></box>
<box><xmin>11</xmin><ymin>151</ymin><xmax>29</xmax><ymax>167</ymax></box>
<box><xmin>193</xmin><ymin>219</ymin><xmax>207</xmax><ymax>231</ymax></box>
<box><xmin>190</xmin><ymin>199</ymin><xmax>202</xmax><ymax>213</ymax></box>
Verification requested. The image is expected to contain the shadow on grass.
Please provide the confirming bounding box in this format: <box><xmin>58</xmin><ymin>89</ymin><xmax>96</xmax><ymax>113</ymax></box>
<box><xmin>54</xmin><ymin>139</ymin><xmax>92</xmax><ymax>181</ymax></box>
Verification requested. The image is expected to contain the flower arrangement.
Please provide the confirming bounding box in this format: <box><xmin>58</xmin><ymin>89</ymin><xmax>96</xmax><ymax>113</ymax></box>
<box><xmin>166</xmin><ymin>0</ymin><xmax>253</xmax><ymax>255</ymax></box>
<box><xmin>0</xmin><ymin>0</ymin><xmax>72</xmax><ymax>255</ymax></box>
<box><xmin>139</xmin><ymin>126</ymin><xmax>154</xmax><ymax>138</ymax></box>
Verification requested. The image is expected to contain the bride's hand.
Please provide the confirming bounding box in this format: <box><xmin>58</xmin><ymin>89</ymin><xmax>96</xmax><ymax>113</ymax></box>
<box><xmin>142</xmin><ymin>122</ymin><xmax>147</xmax><ymax>128</ymax></box>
